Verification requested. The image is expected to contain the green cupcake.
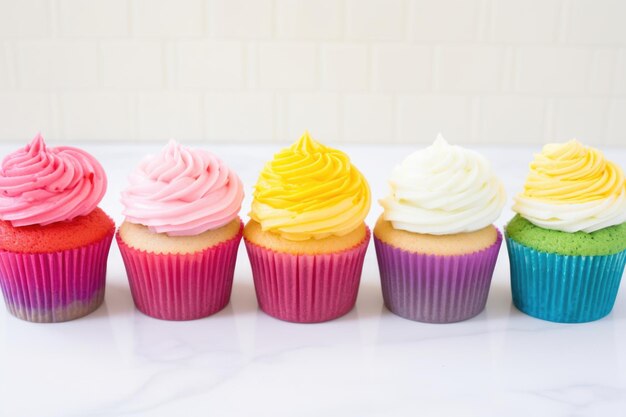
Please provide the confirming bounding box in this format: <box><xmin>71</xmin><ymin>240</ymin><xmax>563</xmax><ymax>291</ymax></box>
<box><xmin>506</xmin><ymin>140</ymin><xmax>626</xmax><ymax>323</ymax></box>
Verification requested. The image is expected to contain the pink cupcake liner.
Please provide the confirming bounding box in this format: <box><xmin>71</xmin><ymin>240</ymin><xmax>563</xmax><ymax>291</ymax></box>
<box><xmin>117</xmin><ymin>220</ymin><xmax>243</xmax><ymax>321</ymax></box>
<box><xmin>0</xmin><ymin>230</ymin><xmax>114</xmax><ymax>323</ymax></box>
<box><xmin>374</xmin><ymin>230</ymin><xmax>502</xmax><ymax>323</ymax></box>
<box><xmin>244</xmin><ymin>228</ymin><xmax>371</xmax><ymax>323</ymax></box>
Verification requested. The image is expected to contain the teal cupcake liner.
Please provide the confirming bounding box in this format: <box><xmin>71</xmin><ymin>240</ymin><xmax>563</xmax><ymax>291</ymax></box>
<box><xmin>506</xmin><ymin>237</ymin><xmax>626</xmax><ymax>323</ymax></box>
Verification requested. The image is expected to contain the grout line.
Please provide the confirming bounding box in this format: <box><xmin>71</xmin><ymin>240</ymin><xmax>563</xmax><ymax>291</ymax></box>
<box><xmin>127</xmin><ymin>0</ymin><xmax>133</xmax><ymax>37</ymax></box>
<box><xmin>314</xmin><ymin>42</ymin><xmax>321</xmax><ymax>90</ymax></box>
<box><xmin>404</xmin><ymin>0</ymin><xmax>413</xmax><ymax>42</ymax></box>
<box><xmin>129</xmin><ymin>92</ymin><xmax>138</xmax><ymax>141</ymax></box>
<box><xmin>338</xmin><ymin>0</ymin><xmax>347</xmax><ymax>41</ymax></box>
<box><xmin>242</xmin><ymin>42</ymin><xmax>249</xmax><ymax>89</ymax></box>
<box><xmin>511</xmin><ymin>47</ymin><xmax>520</xmax><ymax>93</ymax></box>
<box><xmin>50</xmin><ymin>0</ymin><xmax>59</xmax><ymax>38</ymax></box>
<box><xmin>544</xmin><ymin>98</ymin><xmax>555</xmax><ymax>141</ymax></box>
<box><xmin>272</xmin><ymin>92</ymin><xmax>280</xmax><ymax>141</ymax></box>
<box><xmin>604</xmin><ymin>99</ymin><xmax>616</xmax><ymax>145</ymax></box>
<box><xmin>161</xmin><ymin>41</ymin><xmax>169</xmax><ymax>90</ymax></box>
<box><xmin>500</xmin><ymin>46</ymin><xmax>513</xmax><ymax>92</ymax></box>
<box><xmin>203</xmin><ymin>0</ymin><xmax>209</xmax><ymax>37</ymax></box>
<box><xmin>337</xmin><ymin>93</ymin><xmax>344</xmax><ymax>141</ymax></box>
<box><xmin>431</xmin><ymin>45</ymin><xmax>440</xmax><ymax>93</ymax></box>
<box><xmin>598</xmin><ymin>98</ymin><xmax>609</xmax><ymax>145</ymax></box>
<box><xmin>200</xmin><ymin>92</ymin><xmax>207</xmax><ymax>140</ymax></box>
<box><xmin>269</xmin><ymin>0</ymin><xmax>276</xmax><ymax>40</ymax></box>
<box><xmin>390</xmin><ymin>93</ymin><xmax>398</xmax><ymax>142</ymax></box>
<box><xmin>51</xmin><ymin>92</ymin><xmax>61</xmax><ymax>138</ymax></box>
<box><xmin>366</xmin><ymin>43</ymin><xmax>373</xmax><ymax>92</ymax></box>
<box><xmin>4</xmin><ymin>42</ymin><xmax>17</xmax><ymax>89</ymax></box>
<box><xmin>557</xmin><ymin>0</ymin><xmax>570</xmax><ymax>44</ymax></box>
<box><xmin>478</xmin><ymin>0</ymin><xmax>491</xmax><ymax>42</ymax></box>
<box><xmin>471</xmin><ymin>95</ymin><xmax>481</xmax><ymax>143</ymax></box>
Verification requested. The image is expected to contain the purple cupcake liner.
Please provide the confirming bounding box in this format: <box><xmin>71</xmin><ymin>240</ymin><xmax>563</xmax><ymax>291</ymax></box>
<box><xmin>0</xmin><ymin>230</ymin><xmax>114</xmax><ymax>323</ymax></box>
<box><xmin>374</xmin><ymin>230</ymin><xmax>502</xmax><ymax>323</ymax></box>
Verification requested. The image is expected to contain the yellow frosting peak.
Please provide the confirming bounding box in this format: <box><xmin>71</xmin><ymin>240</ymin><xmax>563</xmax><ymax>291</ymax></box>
<box><xmin>292</xmin><ymin>130</ymin><xmax>322</xmax><ymax>153</ymax></box>
<box><xmin>250</xmin><ymin>132</ymin><xmax>371</xmax><ymax>241</ymax></box>
<box><xmin>520</xmin><ymin>140</ymin><xmax>625</xmax><ymax>204</ymax></box>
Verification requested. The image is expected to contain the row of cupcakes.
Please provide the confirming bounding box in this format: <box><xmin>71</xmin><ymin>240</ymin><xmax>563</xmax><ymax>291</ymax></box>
<box><xmin>0</xmin><ymin>132</ymin><xmax>624</xmax><ymax>324</ymax></box>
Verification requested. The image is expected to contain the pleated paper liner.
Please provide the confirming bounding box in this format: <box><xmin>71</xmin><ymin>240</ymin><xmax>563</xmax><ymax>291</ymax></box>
<box><xmin>0</xmin><ymin>230</ymin><xmax>114</xmax><ymax>323</ymax></box>
<box><xmin>117</xmin><ymin>220</ymin><xmax>243</xmax><ymax>321</ymax></box>
<box><xmin>374</xmin><ymin>230</ymin><xmax>502</xmax><ymax>324</ymax></box>
<box><xmin>506</xmin><ymin>237</ymin><xmax>626</xmax><ymax>323</ymax></box>
<box><xmin>244</xmin><ymin>228</ymin><xmax>370</xmax><ymax>323</ymax></box>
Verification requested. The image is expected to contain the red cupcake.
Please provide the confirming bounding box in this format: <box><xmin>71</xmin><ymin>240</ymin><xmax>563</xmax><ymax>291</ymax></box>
<box><xmin>0</xmin><ymin>134</ymin><xmax>114</xmax><ymax>323</ymax></box>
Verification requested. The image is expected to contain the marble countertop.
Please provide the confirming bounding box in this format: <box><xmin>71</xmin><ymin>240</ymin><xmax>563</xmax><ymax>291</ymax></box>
<box><xmin>1</xmin><ymin>142</ymin><xmax>625</xmax><ymax>417</ymax></box>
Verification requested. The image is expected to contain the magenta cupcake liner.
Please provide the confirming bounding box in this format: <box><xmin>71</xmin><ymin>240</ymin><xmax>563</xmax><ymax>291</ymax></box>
<box><xmin>244</xmin><ymin>228</ymin><xmax>370</xmax><ymax>323</ymax></box>
<box><xmin>374</xmin><ymin>230</ymin><xmax>502</xmax><ymax>323</ymax></box>
<box><xmin>117</xmin><ymin>220</ymin><xmax>243</xmax><ymax>321</ymax></box>
<box><xmin>0</xmin><ymin>230</ymin><xmax>114</xmax><ymax>323</ymax></box>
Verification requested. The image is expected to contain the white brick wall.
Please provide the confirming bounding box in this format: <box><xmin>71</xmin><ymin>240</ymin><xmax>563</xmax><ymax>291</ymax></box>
<box><xmin>132</xmin><ymin>0</ymin><xmax>204</xmax><ymax>37</ymax></box>
<box><xmin>0</xmin><ymin>0</ymin><xmax>625</xmax><ymax>145</ymax></box>
<box><xmin>490</xmin><ymin>0</ymin><xmax>560</xmax><ymax>43</ymax></box>
<box><xmin>101</xmin><ymin>41</ymin><xmax>163</xmax><ymax>89</ymax></box>
<box><xmin>17</xmin><ymin>41</ymin><xmax>98</xmax><ymax>90</ymax></box>
<box><xmin>372</xmin><ymin>45</ymin><xmax>432</xmax><ymax>92</ymax></box>
<box><xmin>320</xmin><ymin>44</ymin><xmax>368</xmax><ymax>92</ymax></box>
<box><xmin>209</xmin><ymin>0</ymin><xmax>272</xmax><ymax>39</ymax></box>
<box><xmin>58</xmin><ymin>0</ymin><xmax>129</xmax><ymax>37</ymax></box>
<box><xmin>258</xmin><ymin>43</ymin><xmax>317</xmax><ymax>89</ymax></box>
<box><xmin>411</xmin><ymin>0</ymin><xmax>478</xmax><ymax>42</ymax></box>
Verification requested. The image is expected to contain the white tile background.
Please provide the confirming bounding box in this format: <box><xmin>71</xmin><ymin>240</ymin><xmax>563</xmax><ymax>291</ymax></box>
<box><xmin>0</xmin><ymin>0</ymin><xmax>625</xmax><ymax>145</ymax></box>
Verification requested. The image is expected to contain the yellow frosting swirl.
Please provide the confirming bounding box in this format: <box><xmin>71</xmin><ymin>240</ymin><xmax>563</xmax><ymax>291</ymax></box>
<box><xmin>513</xmin><ymin>140</ymin><xmax>626</xmax><ymax>233</ymax></box>
<box><xmin>250</xmin><ymin>132</ymin><xmax>371</xmax><ymax>241</ymax></box>
<box><xmin>520</xmin><ymin>140</ymin><xmax>625</xmax><ymax>203</ymax></box>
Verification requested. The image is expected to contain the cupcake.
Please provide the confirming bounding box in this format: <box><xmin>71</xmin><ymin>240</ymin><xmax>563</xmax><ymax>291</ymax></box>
<box><xmin>117</xmin><ymin>140</ymin><xmax>244</xmax><ymax>321</ymax></box>
<box><xmin>507</xmin><ymin>140</ymin><xmax>626</xmax><ymax>323</ymax></box>
<box><xmin>0</xmin><ymin>134</ymin><xmax>114</xmax><ymax>323</ymax></box>
<box><xmin>244</xmin><ymin>131</ymin><xmax>371</xmax><ymax>323</ymax></box>
<box><xmin>375</xmin><ymin>135</ymin><xmax>506</xmax><ymax>323</ymax></box>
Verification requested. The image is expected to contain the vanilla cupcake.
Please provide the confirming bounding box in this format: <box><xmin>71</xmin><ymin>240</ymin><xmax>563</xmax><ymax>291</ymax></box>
<box><xmin>507</xmin><ymin>140</ymin><xmax>626</xmax><ymax>323</ymax></box>
<box><xmin>244</xmin><ymin>132</ymin><xmax>371</xmax><ymax>323</ymax></box>
<box><xmin>375</xmin><ymin>135</ymin><xmax>506</xmax><ymax>323</ymax></box>
<box><xmin>117</xmin><ymin>141</ymin><xmax>244</xmax><ymax>321</ymax></box>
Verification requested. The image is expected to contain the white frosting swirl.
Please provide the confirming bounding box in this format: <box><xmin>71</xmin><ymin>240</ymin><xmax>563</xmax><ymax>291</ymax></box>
<box><xmin>380</xmin><ymin>134</ymin><xmax>506</xmax><ymax>235</ymax></box>
<box><xmin>513</xmin><ymin>195</ymin><xmax>626</xmax><ymax>233</ymax></box>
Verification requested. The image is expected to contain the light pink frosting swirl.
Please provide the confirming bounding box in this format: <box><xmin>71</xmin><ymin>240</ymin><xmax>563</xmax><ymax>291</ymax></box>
<box><xmin>121</xmin><ymin>140</ymin><xmax>244</xmax><ymax>236</ymax></box>
<box><xmin>0</xmin><ymin>134</ymin><xmax>107</xmax><ymax>226</ymax></box>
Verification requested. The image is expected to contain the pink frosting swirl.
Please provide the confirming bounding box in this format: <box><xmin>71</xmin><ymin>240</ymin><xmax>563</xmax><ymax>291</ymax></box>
<box><xmin>0</xmin><ymin>134</ymin><xmax>107</xmax><ymax>226</ymax></box>
<box><xmin>121</xmin><ymin>140</ymin><xmax>244</xmax><ymax>236</ymax></box>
